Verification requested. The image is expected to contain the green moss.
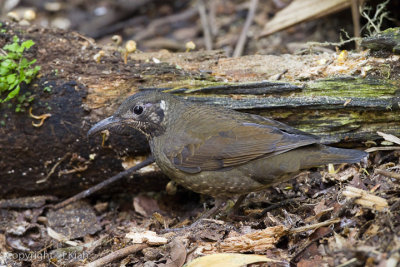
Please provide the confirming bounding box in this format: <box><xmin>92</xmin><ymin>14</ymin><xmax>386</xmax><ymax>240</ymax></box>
<box><xmin>258</xmin><ymin>107</ymin><xmax>400</xmax><ymax>143</ymax></box>
<box><xmin>304</xmin><ymin>77</ymin><xmax>398</xmax><ymax>97</ymax></box>
<box><xmin>380</xmin><ymin>27</ymin><xmax>400</xmax><ymax>39</ymax></box>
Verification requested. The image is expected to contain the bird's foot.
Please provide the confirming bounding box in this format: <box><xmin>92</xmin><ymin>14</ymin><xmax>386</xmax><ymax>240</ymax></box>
<box><xmin>159</xmin><ymin>195</ymin><xmax>249</xmax><ymax>233</ymax></box>
<box><xmin>159</xmin><ymin>199</ymin><xmax>228</xmax><ymax>233</ymax></box>
<box><xmin>255</xmin><ymin>197</ymin><xmax>303</xmax><ymax>219</ymax></box>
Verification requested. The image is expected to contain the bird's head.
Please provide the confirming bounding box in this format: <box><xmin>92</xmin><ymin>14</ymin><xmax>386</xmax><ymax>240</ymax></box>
<box><xmin>88</xmin><ymin>91</ymin><xmax>177</xmax><ymax>138</ymax></box>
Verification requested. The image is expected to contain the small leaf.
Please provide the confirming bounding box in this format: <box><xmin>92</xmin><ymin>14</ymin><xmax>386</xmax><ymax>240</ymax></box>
<box><xmin>1</xmin><ymin>59</ymin><xmax>17</xmax><ymax>69</ymax></box>
<box><xmin>6</xmin><ymin>74</ymin><xmax>16</xmax><ymax>84</ymax></box>
<box><xmin>1</xmin><ymin>85</ymin><xmax>20</xmax><ymax>102</ymax></box>
<box><xmin>0</xmin><ymin>68</ymin><xmax>9</xmax><ymax>76</ymax></box>
<box><xmin>19</xmin><ymin>57</ymin><xmax>29</xmax><ymax>68</ymax></box>
<box><xmin>9</xmin><ymin>79</ymin><xmax>19</xmax><ymax>90</ymax></box>
<box><xmin>5</xmin><ymin>52</ymin><xmax>19</xmax><ymax>60</ymax></box>
<box><xmin>21</xmin><ymin>40</ymin><xmax>35</xmax><ymax>51</ymax></box>
<box><xmin>3</xmin><ymin>42</ymin><xmax>19</xmax><ymax>53</ymax></box>
<box><xmin>0</xmin><ymin>82</ymin><xmax>7</xmax><ymax>91</ymax></box>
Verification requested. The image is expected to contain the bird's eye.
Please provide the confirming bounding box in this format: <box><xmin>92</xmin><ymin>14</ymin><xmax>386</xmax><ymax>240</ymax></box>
<box><xmin>132</xmin><ymin>105</ymin><xmax>143</xmax><ymax>115</ymax></box>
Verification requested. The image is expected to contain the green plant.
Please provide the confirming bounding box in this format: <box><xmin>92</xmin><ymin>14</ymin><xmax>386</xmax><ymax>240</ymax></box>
<box><xmin>0</xmin><ymin>35</ymin><xmax>40</xmax><ymax>108</ymax></box>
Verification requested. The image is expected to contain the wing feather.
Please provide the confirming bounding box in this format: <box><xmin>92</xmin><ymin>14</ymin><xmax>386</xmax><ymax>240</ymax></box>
<box><xmin>165</xmin><ymin>121</ymin><xmax>318</xmax><ymax>173</ymax></box>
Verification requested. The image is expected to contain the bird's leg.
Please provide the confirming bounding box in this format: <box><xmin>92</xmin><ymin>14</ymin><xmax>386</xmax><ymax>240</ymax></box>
<box><xmin>197</xmin><ymin>198</ymin><xmax>227</xmax><ymax>220</ymax></box>
<box><xmin>225</xmin><ymin>194</ymin><xmax>249</xmax><ymax>220</ymax></box>
<box><xmin>231</xmin><ymin>194</ymin><xmax>248</xmax><ymax>214</ymax></box>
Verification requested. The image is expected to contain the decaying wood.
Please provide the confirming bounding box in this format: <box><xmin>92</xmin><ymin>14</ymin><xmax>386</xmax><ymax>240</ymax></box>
<box><xmin>197</xmin><ymin>225</ymin><xmax>287</xmax><ymax>253</ymax></box>
<box><xmin>342</xmin><ymin>186</ymin><xmax>389</xmax><ymax>211</ymax></box>
<box><xmin>1</xmin><ymin>21</ymin><xmax>399</xmax><ymax>197</ymax></box>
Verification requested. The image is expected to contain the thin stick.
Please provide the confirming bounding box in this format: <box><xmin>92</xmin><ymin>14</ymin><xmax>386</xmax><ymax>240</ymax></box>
<box><xmin>53</xmin><ymin>156</ymin><xmax>155</xmax><ymax>210</ymax></box>
<box><xmin>290</xmin><ymin>218</ymin><xmax>340</xmax><ymax>233</ymax></box>
<box><xmin>85</xmin><ymin>244</ymin><xmax>148</xmax><ymax>267</ymax></box>
<box><xmin>134</xmin><ymin>8</ymin><xmax>197</xmax><ymax>41</ymax></box>
<box><xmin>198</xmin><ymin>0</ymin><xmax>213</xmax><ymax>50</ymax></box>
<box><xmin>365</xmin><ymin>146</ymin><xmax>400</xmax><ymax>153</ymax></box>
<box><xmin>351</xmin><ymin>0</ymin><xmax>361</xmax><ymax>49</ymax></box>
<box><xmin>37</xmin><ymin>153</ymin><xmax>71</xmax><ymax>184</ymax></box>
<box><xmin>233</xmin><ymin>0</ymin><xmax>258</xmax><ymax>57</ymax></box>
<box><xmin>375</xmin><ymin>168</ymin><xmax>400</xmax><ymax>180</ymax></box>
<box><xmin>209</xmin><ymin>0</ymin><xmax>218</xmax><ymax>36</ymax></box>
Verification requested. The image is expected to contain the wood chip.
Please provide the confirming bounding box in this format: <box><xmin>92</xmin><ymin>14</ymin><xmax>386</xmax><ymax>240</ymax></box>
<box><xmin>342</xmin><ymin>186</ymin><xmax>388</xmax><ymax>211</ymax></box>
<box><xmin>125</xmin><ymin>230</ymin><xmax>167</xmax><ymax>245</ymax></box>
<box><xmin>377</xmin><ymin>131</ymin><xmax>400</xmax><ymax>145</ymax></box>
<box><xmin>198</xmin><ymin>225</ymin><xmax>287</xmax><ymax>253</ymax></box>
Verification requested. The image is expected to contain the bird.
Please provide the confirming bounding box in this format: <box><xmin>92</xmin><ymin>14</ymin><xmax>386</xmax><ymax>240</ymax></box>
<box><xmin>88</xmin><ymin>90</ymin><xmax>368</xmax><ymax>217</ymax></box>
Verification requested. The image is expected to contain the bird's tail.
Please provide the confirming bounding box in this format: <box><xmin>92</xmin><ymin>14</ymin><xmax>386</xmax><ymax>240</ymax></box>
<box><xmin>300</xmin><ymin>145</ymin><xmax>368</xmax><ymax>168</ymax></box>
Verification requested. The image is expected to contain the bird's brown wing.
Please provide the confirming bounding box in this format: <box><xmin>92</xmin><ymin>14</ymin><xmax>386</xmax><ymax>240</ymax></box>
<box><xmin>164</xmin><ymin>122</ymin><xmax>318</xmax><ymax>173</ymax></box>
<box><xmin>245</xmin><ymin>113</ymin><xmax>319</xmax><ymax>139</ymax></box>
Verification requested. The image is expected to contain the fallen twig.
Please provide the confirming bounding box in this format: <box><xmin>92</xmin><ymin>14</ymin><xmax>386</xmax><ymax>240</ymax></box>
<box><xmin>198</xmin><ymin>0</ymin><xmax>213</xmax><ymax>50</ymax></box>
<box><xmin>290</xmin><ymin>219</ymin><xmax>337</xmax><ymax>264</ymax></box>
<box><xmin>85</xmin><ymin>244</ymin><xmax>148</xmax><ymax>267</ymax></box>
<box><xmin>375</xmin><ymin>168</ymin><xmax>400</xmax><ymax>180</ymax></box>
<box><xmin>134</xmin><ymin>8</ymin><xmax>197</xmax><ymax>41</ymax></box>
<box><xmin>342</xmin><ymin>186</ymin><xmax>388</xmax><ymax>211</ymax></box>
<box><xmin>365</xmin><ymin>146</ymin><xmax>400</xmax><ymax>152</ymax></box>
<box><xmin>52</xmin><ymin>156</ymin><xmax>155</xmax><ymax>210</ymax></box>
<box><xmin>233</xmin><ymin>0</ymin><xmax>258</xmax><ymax>57</ymax></box>
<box><xmin>290</xmin><ymin>218</ymin><xmax>340</xmax><ymax>233</ymax></box>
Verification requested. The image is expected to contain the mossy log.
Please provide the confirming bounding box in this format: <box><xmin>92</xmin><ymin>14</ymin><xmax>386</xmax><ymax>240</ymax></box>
<box><xmin>1</xmin><ymin>21</ymin><xmax>399</xmax><ymax>197</ymax></box>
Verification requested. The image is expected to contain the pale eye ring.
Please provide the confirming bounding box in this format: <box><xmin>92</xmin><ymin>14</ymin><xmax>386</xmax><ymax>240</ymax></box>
<box><xmin>132</xmin><ymin>105</ymin><xmax>143</xmax><ymax>115</ymax></box>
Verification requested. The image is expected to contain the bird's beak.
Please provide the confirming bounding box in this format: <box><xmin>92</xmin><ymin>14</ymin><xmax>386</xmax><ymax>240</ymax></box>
<box><xmin>87</xmin><ymin>116</ymin><xmax>120</xmax><ymax>137</ymax></box>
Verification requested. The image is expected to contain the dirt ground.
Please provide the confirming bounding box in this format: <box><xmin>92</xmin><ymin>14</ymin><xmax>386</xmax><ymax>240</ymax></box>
<box><xmin>1</xmin><ymin>0</ymin><xmax>400</xmax><ymax>266</ymax></box>
<box><xmin>1</xmin><ymin>154</ymin><xmax>400</xmax><ymax>266</ymax></box>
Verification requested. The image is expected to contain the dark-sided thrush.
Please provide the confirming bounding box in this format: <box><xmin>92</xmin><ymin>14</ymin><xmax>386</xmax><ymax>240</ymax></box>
<box><xmin>88</xmin><ymin>91</ymin><xmax>367</xmax><ymax>216</ymax></box>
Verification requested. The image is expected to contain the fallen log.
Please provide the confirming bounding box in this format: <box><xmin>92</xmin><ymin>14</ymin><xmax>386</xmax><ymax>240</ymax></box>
<box><xmin>1</xmin><ymin>21</ymin><xmax>399</xmax><ymax>197</ymax></box>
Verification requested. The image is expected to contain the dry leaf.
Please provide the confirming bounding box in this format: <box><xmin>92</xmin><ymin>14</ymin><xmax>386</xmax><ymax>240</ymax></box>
<box><xmin>186</xmin><ymin>253</ymin><xmax>282</xmax><ymax>267</ymax></box>
<box><xmin>133</xmin><ymin>195</ymin><xmax>160</xmax><ymax>217</ymax></box>
<box><xmin>377</xmin><ymin>131</ymin><xmax>400</xmax><ymax>146</ymax></box>
<box><xmin>163</xmin><ymin>238</ymin><xmax>187</xmax><ymax>267</ymax></box>
<box><xmin>260</xmin><ymin>0</ymin><xmax>351</xmax><ymax>37</ymax></box>
<box><xmin>47</xmin><ymin>227</ymin><xmax>78</xmax><ymax>246</ymax></box>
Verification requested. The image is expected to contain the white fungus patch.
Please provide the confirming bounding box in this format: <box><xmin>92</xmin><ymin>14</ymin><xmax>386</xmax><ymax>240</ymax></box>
<box><xmin>160</xmin><ymin>100</ymin><xmax>166</xmax><ymax>111</ymax></box>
